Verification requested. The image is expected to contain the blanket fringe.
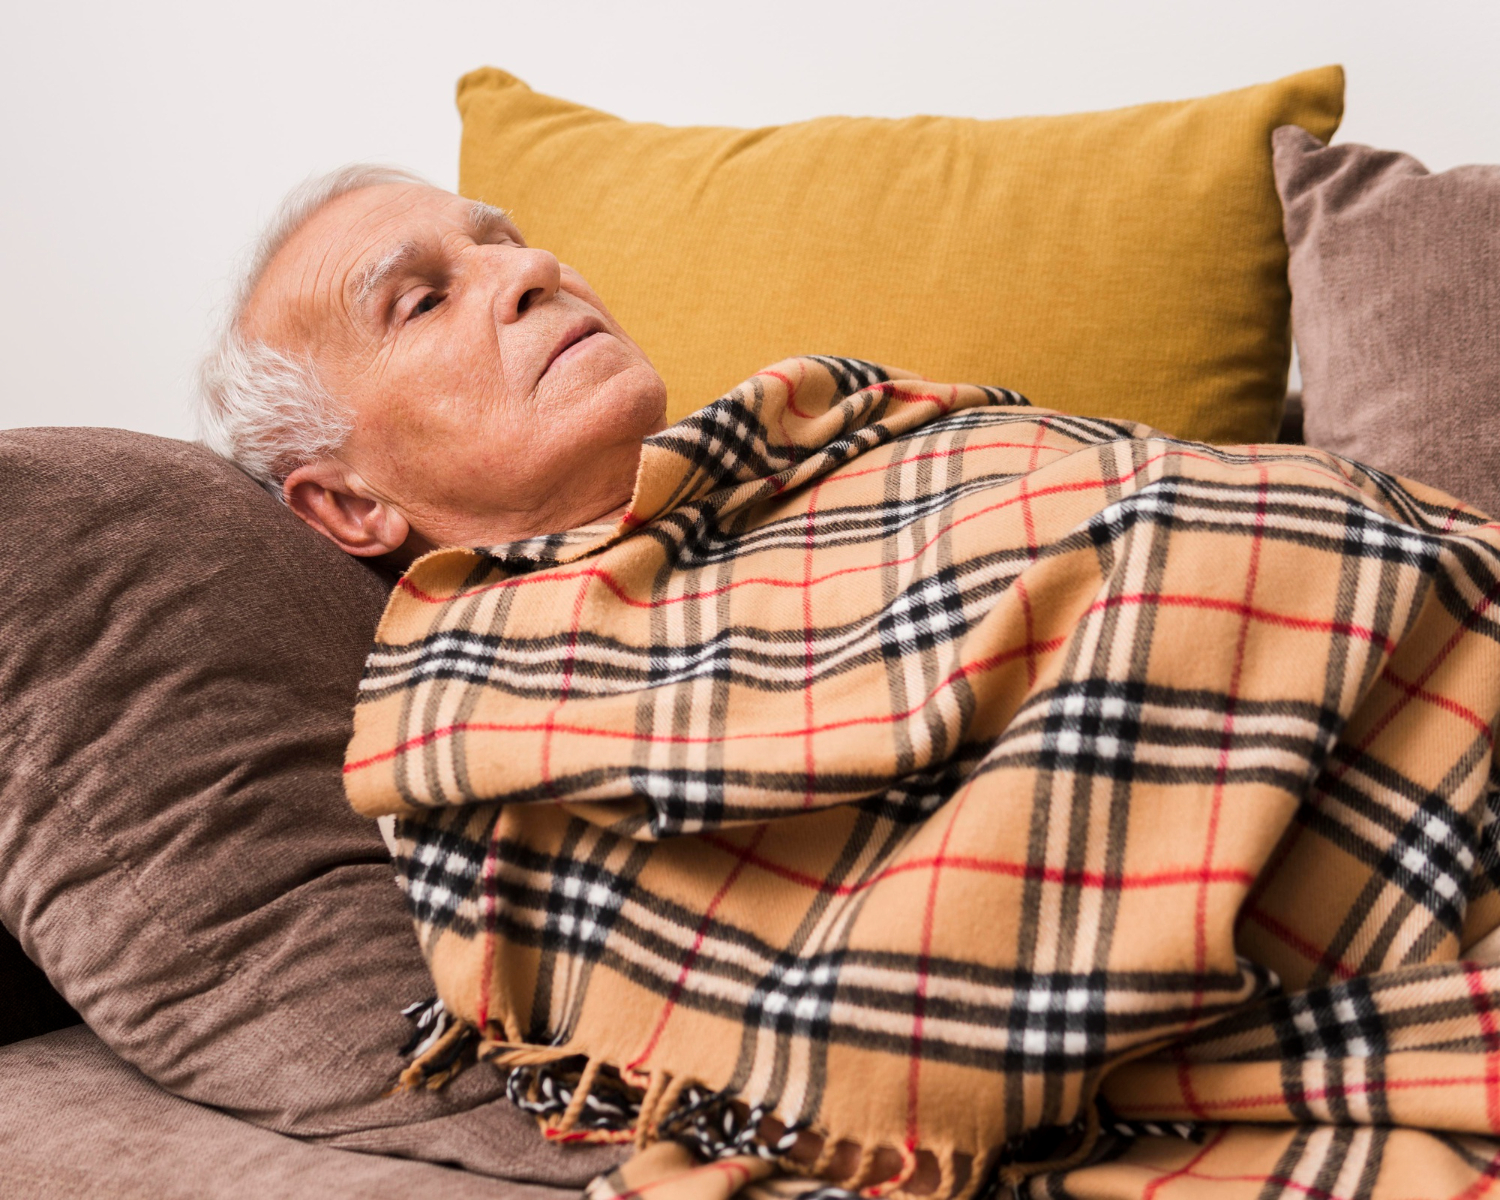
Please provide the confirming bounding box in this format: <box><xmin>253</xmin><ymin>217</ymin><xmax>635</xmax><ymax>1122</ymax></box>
<box><xmin>500</xmin><ymin>1052</ymin><xmax>1100</xmax><ymax>1198</ymax></box>
<box><xmin>482</xmin><ymin>1037</ymin><xmax>589</xmax><ymax>1068</ymax></box>
<box><xmin>650</xmin><ymin>1074</ymin><xmax>692</xmax><ymax>1145</ymax></box>
<box><xmin>634</xmin><ymin>1068</ymin><xmax>670</xmax><ymax>1150</ymax></box>
<box><xmin>841</xmin><ymin>1143</ymin><xmax>879</xmax><ymax>1192</ymax></box>
<box><xmin>808</xmin><ymin>1134</ymin><xmax>841</xmax><ymax>1179</ymax></box>
<box><xmin>860</xmin><ymin>1140</ymin><xmax>919</xmax><ymax>1196</ymax></box>
<box><xmin>393</xmin><ymin>1009</ymin><xmax>478</xmax><ymax>1092</ymax></box>
<box><xmin>996</xmin><ymin>1102</ymin><xmax>1102</xmax><ymax>1195</ymax></box>
<box><xmin>394</xmin><ymin>1002</ymin><xmax>1101</xmax><ymax>1196</ymax></box>
<box><xmin>554</xmin><ymin>1056</ymin><xmax>604</xmax><ymax>1135</ymax></box>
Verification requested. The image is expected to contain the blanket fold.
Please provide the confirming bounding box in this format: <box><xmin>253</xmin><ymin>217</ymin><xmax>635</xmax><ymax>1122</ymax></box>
<box><xmin>347</xmin><ymin>357</ymin><xmax>1500</xmax><ymax>1197</ymax></box>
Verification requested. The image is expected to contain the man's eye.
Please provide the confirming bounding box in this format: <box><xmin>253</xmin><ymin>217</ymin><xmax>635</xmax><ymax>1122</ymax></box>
<box><xmin>406</xmin><ymin>292</ymin><xmax>443</xmax><ymax>322</ymax></box>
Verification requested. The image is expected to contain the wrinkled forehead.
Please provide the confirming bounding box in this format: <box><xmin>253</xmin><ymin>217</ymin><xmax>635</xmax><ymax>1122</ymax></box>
<box><xmin>240</xmin><ymin>183</ymin><xmax>508</xmax><ymax>351</ymax></box>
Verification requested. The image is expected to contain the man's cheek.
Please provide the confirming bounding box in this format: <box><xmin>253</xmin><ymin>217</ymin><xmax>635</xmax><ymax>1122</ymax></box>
<box><xmin>439</xmin><ymin>334</ymin><xmax>509</xmax><ymax>408</ymax></box>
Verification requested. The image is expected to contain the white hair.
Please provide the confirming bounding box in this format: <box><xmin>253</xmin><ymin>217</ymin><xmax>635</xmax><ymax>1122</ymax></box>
<box><xmin>195</xmin><ymin>164</ymin><xmax>432</xmax><ymax>495</ymax></box>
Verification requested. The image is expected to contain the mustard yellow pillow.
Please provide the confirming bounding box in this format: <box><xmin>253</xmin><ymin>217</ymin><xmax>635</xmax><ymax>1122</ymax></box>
<box><xmin>458</xmin><ymin>67</ymin><xmax>1343</xmax><ymax>439</ymax></box>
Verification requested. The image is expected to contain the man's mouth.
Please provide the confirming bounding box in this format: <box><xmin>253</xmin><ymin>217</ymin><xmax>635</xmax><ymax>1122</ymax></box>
<box><xmin>542</xmin><ymin>317</ymin><xmax>607</xmax><ymax>378</ymax></box>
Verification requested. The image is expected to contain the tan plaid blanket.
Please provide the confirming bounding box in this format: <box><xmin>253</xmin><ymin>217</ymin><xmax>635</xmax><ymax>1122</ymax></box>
<box><xmin>346</xmin><ymin>357</ymin><xmax>1500</xmax><ymax>1198</ymax></box>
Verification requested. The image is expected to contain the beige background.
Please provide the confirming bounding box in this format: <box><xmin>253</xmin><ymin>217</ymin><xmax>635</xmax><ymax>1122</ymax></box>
<box><xmin>1</xmin><ymin>0</ymin><xmax>1497</xmax><ymax>439</ymax></box>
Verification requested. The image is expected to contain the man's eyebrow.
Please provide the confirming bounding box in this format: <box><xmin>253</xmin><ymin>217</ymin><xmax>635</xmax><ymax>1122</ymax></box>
<box><xmin>350</xmin><ymin>204</ymin><xmax>517</xmax><ymax>315</ymax></box>
<box><xmin>468</xmin><ymin>200</ymin><xmax>517</xmax><ymax>241</ymax></box>
<box><xmin>351</xmin><ymin>240</ymin><xmax>420</xmax><ymax>309</ymax></box>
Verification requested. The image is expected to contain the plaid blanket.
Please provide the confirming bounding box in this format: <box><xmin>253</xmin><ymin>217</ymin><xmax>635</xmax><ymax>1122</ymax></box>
<box><xmin>345</xmin><ymin>357</ymin><xmax>1500</xmax><ymax>1198</ymax></box>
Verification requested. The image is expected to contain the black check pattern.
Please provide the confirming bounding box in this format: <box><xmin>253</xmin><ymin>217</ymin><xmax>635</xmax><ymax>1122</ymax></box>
<box><xmin>1272</xmin><ymin>977</ymin><xmax>1386</xmax><ymax>1061</ymax></box>
<box><xmin>855</xmin><ymin>758</ymin><xmax>981</xmax><ymax>825</ymax></box>
<box><xmin>746</xmin><ymin>950</ymin><xmax>844</xmax><ymax>1041</ymax></box>
<box><xmin>1376</xmin><ymin>791</ymin><xmax>1480</xmax><ymax>933</ymax></box>
<box><xmin>1086</xmin><ymin>477</ymin><xmax>1183</xmax><ymax>548</ymax></box>
<box><xmin>393</xmin><ymin>817</ymin><xmax>488</xmax><ymax>935</ymax></box>
<box><xmin>1474</xmin><ymin>780</ymin><xmax>1500</xmax><ymax>896</ymax></box>
<box><xmin>878</xmin><ymin>566</ymin><xmax>968</xmax><ymax>659</ymax></box>
<box><xmin>806</xmin><ymin>355</ymin><xmax>890</xmax><ymax>397</ymax></box>
<box><xmin>1341</xmin><ymin>501</ymin><xmax>1442</xmax><ymax>572</ymax></box>
<box><xmin>667</xmin><ymin>464</ymin><xmax>1033</xmax><ymax>569</ymax></box>
<box><xmin>1005</xmin><ymin>970</ymin><xmax>1110</xmax><ymax>1073</ymax></box>
<box><xmin>662</xmin><ymin>395</ymin><xmax>793</xmax><ymax>483</ymax></box>
<box><xmin>356</xmin><ymin>356</ymin><xmax>1500</xmax><ymax>1197</ymax></box>
<box><xmin>1035</xmin><ymin>680</ymin><xmax>1146</xmax><ymax>784</ymax></box>
<box><xmin>535</xmin><ymin>855</ymin><xmax>630</xmax><ymax>959</ymax></box>
<box><xmin>629</xmin><ymin>765</ymin><xmax>728</xmax><ymax>836</ymax></box>
<box><xmin>651</xmin><ymin>357</ymin><xmax>898</xmax><ymax>490</ymax></box>
<box><xmin>646</xmin><ymin>633</ymin><xmax>733</xmax><ymax>690</ymax></box>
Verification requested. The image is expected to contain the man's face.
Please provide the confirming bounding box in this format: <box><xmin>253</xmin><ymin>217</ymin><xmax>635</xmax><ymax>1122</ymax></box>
<box><xmin>242</xmin><ymin>183</ymin><xmax>667</xmax><ymax>550</ymax></box>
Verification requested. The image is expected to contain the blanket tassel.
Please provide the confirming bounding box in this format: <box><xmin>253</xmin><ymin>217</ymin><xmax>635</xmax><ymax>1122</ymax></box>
<box><xmin>551</xmin><ymin>1056</ymin><xmax>604</xmax><ymax>1135</ymax></box>
<box><xmin>483</xmin><ymin>1037</ymin><xmax>590</xmax><ymax>1068</ymax></box>
<box><xmin>393</xmin><ymin>1017</ymin><xmax>477</xmax><ymax>1093</ymax></box>
<box><xmin>995</xmin><ymin>1102</ymin><xmax>1102</xmax><ymax>1197</ymax></box>
<box><xmin>634</xmin><ymin>1068</ymin><xmax>671</xmax><ymax>1150</ymax></box>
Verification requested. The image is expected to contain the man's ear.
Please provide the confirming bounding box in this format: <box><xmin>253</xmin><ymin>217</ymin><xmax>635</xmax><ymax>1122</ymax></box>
<box><xmin>282</xmin><ymin>459</ymin><xmax>411</xmax><ymax>557</ymax></box>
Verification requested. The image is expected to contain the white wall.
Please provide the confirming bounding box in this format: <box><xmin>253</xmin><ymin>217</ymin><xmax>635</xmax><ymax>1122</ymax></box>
<box><xmin>2</xmin><ymin>0</ymin><xmax>1497</xmax><ymax>439</ymax></box>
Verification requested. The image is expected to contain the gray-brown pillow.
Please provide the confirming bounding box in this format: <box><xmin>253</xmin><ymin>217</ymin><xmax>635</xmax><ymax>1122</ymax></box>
<box><xmin>1274</xmin><ymin>126</ymin><xmax>1500</xmax><ymax>516</ymax></box>
<box><xmin>0</xmin><ymin>428</ymin><xmax>624</xmax><ymax>1185</ymax></box>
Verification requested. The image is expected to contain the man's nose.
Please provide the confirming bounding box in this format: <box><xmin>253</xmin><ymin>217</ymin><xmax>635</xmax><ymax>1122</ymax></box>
<box><xmin>485</xmin><ymin>245</ymin><xmax>562</xmax><ymax>324</ymax></box>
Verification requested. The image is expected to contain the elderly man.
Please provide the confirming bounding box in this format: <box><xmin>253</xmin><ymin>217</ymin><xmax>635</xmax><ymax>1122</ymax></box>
<box><xmin>200</xmin><ymin>169</ymin><xmax>1500</xmax><ymax>1200</ymax></box>
<box><xmin>201</xmin><ymin>166</ymin><xmax>666</xmax><ymax>561</ymax></box>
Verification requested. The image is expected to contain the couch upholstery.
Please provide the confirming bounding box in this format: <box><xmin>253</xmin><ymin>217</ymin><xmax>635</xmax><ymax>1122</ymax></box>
<box><xmin>1275</xmin><ymin>126</ymin><xmax>1500</xmax><ymax>517</ymax></box>
<box><xmin>0</xmin><ymin>426</ymin><xmax>625</xmax><ymax>1190</ymax></box>
<box><xmin>0</xmin><ymin>1025</ymin><xmax>577</xmax><ymax>1199</ymax></box>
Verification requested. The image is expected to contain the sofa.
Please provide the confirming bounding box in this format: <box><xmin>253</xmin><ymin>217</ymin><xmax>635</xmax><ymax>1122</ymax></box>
<box><xmin>0</xmin><ymin>393</ymin><xmax>1290</xmax><ymax>1198</ymax></box>
<box><xmin>5</xmin><ymin>62</ymin><xmax>1498</xmax><ymax>1198</ymax></box>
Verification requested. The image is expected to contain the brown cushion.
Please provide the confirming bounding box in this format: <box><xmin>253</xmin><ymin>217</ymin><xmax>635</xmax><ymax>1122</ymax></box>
<box><xmin>0</xmin><ymin>1025</ymin><xmax>576</xmax><ymax>1200</ymax></box>
<box><xmin>0</xmin><ymin>428</ymin><xmax>624</xmax><ymax>1185</ymax></box>
<box><xmin>1274</xmin><ymin>126</ymin><xmax>1500</xmax><ymax>515</ymax></box>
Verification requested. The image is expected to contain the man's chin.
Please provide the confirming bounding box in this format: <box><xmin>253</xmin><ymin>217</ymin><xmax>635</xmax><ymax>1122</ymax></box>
<box><xmin>542</xmin><ymin>344</ymin><xmax>667</xmax><ymax>426</ymax></box>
